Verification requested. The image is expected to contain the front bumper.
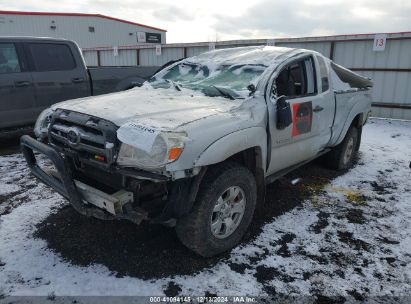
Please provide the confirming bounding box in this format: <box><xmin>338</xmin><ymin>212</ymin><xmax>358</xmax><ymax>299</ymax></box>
<box><xmin>20</xmin><ymin>135</ymin><xmax>148</xmax><ymax>224</ymax></box>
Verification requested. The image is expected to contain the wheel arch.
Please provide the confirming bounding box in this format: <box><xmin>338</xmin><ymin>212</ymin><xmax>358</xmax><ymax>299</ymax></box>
<box><xmin>192</xmin><ymin>127</ymin><xmax>267</xmax><ymax>206</ymax></box>
<box><xmin>334</xmin><ymin>111</ymin><xmax>364</xmax><ymax>147</ymax></box>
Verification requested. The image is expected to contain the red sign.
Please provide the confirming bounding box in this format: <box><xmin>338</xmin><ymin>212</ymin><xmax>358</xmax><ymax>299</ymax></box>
<box><xmin>292</xmin><ymin>101</ymin><xmax>312</xmax><ymax>137</ymax></box>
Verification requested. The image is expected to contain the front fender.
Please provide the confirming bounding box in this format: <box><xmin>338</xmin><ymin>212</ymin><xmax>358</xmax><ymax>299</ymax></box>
<box><xmin>194</xmin><ymin>127</ymin><xmax>267</xmax><ymax>170</ymax></box>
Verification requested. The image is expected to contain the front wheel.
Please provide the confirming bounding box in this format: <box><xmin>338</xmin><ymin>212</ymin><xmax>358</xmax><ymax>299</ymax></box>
<box><xmin>176</xmin><ymin>162</ymin><xmax>257</xmax><ymax>257</ymax></box>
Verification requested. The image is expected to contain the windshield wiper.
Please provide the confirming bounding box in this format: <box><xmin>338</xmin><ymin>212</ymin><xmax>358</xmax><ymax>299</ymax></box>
<box><xmin>211</xmin><ymin>85</ymin><xmax>235</xmax><ymax>100</ymax></box>
<box><xmin>165</xmin><ymin>79</ymin><xmax>182</xmax><ymax>91</ymax></box>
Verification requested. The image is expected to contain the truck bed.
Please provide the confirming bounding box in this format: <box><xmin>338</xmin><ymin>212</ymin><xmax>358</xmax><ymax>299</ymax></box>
<box><xmin>330</xmin><ymin>89</ymin><xmax>372</xmax><ymax>146</ymax></box>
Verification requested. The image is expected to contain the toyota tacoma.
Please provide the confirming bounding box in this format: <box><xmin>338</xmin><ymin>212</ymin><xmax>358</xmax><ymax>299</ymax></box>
<box><xmin>20</xmin><ymin>46</ymin><xmax>373</xmax><ymax>257</ymax></box>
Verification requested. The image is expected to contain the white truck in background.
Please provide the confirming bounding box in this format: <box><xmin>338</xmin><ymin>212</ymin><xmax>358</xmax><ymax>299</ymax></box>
<box><xmin>21</xmin><ymin>46</ymin><xmax>373</xmax><ymax>257</ymax></box>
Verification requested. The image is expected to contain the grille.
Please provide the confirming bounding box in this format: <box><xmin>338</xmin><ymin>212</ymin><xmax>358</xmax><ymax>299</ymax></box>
<box><xmin>48</xmin><ymin>109</ymin><xmax>118</xmax><ymax>165</ymax></box>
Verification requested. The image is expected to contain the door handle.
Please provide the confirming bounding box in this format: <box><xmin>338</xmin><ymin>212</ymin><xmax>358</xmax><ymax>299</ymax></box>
<box><xmin>72</xmin><ymin>77</ymin><xmax>85</xmax><ymax>83</ymax></box>
<box><xmin>313</xmin><ymin>105</ymin><xmax>324</xmax><ymax>112</ymax></box>
<box><xmin>14</xmin><ymin>81</ymin><xmax>31</xmax><ymax>87</ymax></box>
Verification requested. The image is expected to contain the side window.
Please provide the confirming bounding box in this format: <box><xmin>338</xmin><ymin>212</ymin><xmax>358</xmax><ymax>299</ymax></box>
<box><xmin>274</xmin><ymin>57</ymin><xmax>316</xmax><ymax>99</ymax></box>
<box><xmin>29</xmin><ymin>43</ymin><xmax>76</xmax><ymax>72</ymax></box>
<box><xmin>316</xmin><ymin>55</ymin><xmax>329</xmax><ymax>92</ymax></box>
<box><xmin>0</xmin><ymin>43</ymin><xmax>21</xmax><ymax>74</ymax></box>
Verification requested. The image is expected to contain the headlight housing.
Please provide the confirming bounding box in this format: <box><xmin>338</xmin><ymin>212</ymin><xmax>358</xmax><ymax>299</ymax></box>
<box><xmin>117</xmin><ymin>132</ymin><xmax>186</xmax><ymax>169</ymax></box>
<box><xmin>34</xmin><ymin>108</ymin><xmax>54</xmax><ymax>139</ymax></box>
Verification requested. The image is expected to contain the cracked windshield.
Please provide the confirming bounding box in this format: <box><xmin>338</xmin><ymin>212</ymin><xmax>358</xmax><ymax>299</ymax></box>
<box><xmin>148</xmin><ymin>62</ymin><xmax>267</xmax><ymax>99</ymax></box>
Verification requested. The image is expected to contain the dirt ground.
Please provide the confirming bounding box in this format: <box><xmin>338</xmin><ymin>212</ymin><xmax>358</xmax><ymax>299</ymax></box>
<box><xmin>33</xmin><ymin>159</ymin><xmax>342</xmax><ymax>281</ymax></box>
<box><xmin>0</xmin><ymin>134</ymin><xmax>343</xmax><ymax>280</ymax></box>
<box><xmin>0</xmin><ymin>119</ymin><xmax>410</xmax><ymax>300</ymax></box>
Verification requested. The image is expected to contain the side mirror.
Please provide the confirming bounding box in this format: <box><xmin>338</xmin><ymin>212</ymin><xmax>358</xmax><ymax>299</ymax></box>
<box><xmin>247</xmin><ymin>84</ymin><xmax>256</xmax><ymax>96</ymax></box>
<box><xmin>276</xmin><ymin>95</ymin><xmax>292</xmax><ymax>130</ymax></box>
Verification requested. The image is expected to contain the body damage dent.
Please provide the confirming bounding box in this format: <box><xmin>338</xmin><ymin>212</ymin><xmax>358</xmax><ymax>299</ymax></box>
<box><xmin>24</xmin><ymin>45</ymin><xmax>373</xmax><ymax>229</ymax></box>
<box><xmin>194</xmin><ymin>127</ymin><xmax>267</xmax><ymax>170</ymax></box>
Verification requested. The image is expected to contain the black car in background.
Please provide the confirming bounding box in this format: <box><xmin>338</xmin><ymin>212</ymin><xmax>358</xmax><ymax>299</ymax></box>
<box><xmin>0</xmin><ymin>37</ymin><xmax>157</xmax><ymax>131</ymax></box>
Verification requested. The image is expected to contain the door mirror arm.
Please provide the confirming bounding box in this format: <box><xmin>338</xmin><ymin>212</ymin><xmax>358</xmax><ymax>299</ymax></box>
<box><xmin>247</xmin><ymin>84</ymin><xmax>256</xmax><ymax>96</ymax></box>
<box><xmin>276</xmin><ymin>95</ymin><xmax>293</xmax><ymax>130</ymax></box>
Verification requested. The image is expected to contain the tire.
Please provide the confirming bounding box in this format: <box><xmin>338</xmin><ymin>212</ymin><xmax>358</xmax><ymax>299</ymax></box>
<box><xmin>325</xmin><ymin>126</ymin><xmax>359</xmax><ymax>170</ymax></box>
<box><xmin>175</xmin><ymin>162</ymin><xmax>257</xmax><ymax>257</ymax></box>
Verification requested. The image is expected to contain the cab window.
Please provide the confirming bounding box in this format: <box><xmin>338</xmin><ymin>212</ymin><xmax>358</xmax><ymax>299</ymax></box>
<box><xmin>28</xmin><ymin>43</ymin><xmax>76</xmax><ymax>72</ymax></box>
<box><xmin>316</xmin><ymin>55</ymin><xmax>329</xmax><ymax>92</ymax></box>
<box><xmin>274</xmin><ymin>57</ymin><xmax>316</xmax><ymax>99</ymax></box>
<box><xmin>0</xmin><ymin>43</ymin><xmax>21</xmax><ymax>74</ymax></box>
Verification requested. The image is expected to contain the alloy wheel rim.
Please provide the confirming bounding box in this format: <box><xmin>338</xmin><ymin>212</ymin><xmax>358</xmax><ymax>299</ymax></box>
<box><xmin>210</xmin><ymin>186</ymin><xmax>246</xmax><ymax>239</ymax></box>
<box><xmin>343</xmin><ymin>137</ymin><xmax>355</xmax><ymax>165</ymax></box>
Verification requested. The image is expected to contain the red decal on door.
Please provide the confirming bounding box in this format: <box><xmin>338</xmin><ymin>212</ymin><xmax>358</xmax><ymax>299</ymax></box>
<box><xmin>292</xmin><ymin>101</ymin><xmax>312</xmax><ymax>137</ymax></box>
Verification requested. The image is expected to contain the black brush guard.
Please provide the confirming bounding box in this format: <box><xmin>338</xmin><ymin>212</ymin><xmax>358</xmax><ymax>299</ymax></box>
<box><xmin>20</xmin><ymin>135</ymin><xmax>147</xmax><ymax>224</ymax></box>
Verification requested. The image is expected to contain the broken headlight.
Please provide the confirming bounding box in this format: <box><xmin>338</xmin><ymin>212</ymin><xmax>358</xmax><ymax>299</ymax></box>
<box><xmin>117</xmin><ymin>132</ymin><xmax>186</xmax><ymax>169</ymax></box>
<box><xmin>34</xmin><ymin>108</ymin><xmax>54</xmax><ymax>140</ymax></box>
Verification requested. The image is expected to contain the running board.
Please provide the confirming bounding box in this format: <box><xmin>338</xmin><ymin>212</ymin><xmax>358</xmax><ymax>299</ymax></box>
<box><xmin>265</xmin><ymin>149</ymin><xmax>330</xmax><ymax>185</ymax></box>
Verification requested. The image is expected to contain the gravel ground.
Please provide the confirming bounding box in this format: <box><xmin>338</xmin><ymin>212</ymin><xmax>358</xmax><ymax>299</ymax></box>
<box><xmin>0</xmin><ymin>118</ymin><xmax>410</xmax><ymax>301</ymax></box>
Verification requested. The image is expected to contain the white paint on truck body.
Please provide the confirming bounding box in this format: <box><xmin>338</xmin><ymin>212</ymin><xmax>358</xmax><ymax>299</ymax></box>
<box><xmin>48</xmin><ymin>46</ymin><xmax>372</xmax><ymax>178</ymax></box>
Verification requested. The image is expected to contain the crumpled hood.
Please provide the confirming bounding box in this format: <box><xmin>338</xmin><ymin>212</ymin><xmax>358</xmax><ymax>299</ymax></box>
<box><xmin>52</xmin><ymin>86</ymin><xmax>239</xmax><ymax>130</ymax></box>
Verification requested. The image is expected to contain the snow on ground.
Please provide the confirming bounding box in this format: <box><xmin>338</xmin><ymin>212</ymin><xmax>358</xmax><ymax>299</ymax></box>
<box><xmin>0</xmin><ymin>118</ymin><xmax>410</xmax><ymax>300</ymax></box>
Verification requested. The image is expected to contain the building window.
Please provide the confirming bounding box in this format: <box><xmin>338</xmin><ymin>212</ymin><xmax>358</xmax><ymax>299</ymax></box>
<box><xmin>89</xmin><ymin>26</ymin><xmax>95</xmax><ymax>33</ymax></box>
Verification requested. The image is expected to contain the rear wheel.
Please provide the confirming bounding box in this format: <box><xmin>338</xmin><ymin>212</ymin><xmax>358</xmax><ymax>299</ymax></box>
<box><xmin>176</xmin><ymin>162</ymin><xmax>257</xmax><ymax>257</ymax></box>
<box><xmin>325</xmin><ymin>126</ymin><xmax>359</xmax><ymax>170</ymax></box>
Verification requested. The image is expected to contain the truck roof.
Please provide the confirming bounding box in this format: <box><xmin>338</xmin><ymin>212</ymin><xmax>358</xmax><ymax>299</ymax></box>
<box><xmin>0</xmin><ymin>36</ymin><xmax>74</xmax><ymax>43</ymax></box>
<box><xmin>187</xmin><ymin>46</ymin><xmax>372</xmax><ymax>88</ymax></box>
<box><xmin>187</xmin><ymin>46</ymin><xmax>306</xmax><ymax>67</ymax></box>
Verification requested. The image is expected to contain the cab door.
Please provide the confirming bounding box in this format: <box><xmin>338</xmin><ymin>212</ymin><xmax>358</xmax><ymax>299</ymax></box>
<box><xmin>25</xmin><ymin>42</ymin><xmax>90</xmax><ymax>118</ymax></box>
<box><xmin>0</xmin><ymin>42</ymin><xmax>36</xmax><ymax>129</ymax></box>
<box><xmin>311</xmin><ymin>55</ymin><xmax>335</xmax><ymax>149</ymax></box>
<box><xmin>266</xmin><ymin>55</ymin><xmax>331</xmax><ymax>174</ymax></box>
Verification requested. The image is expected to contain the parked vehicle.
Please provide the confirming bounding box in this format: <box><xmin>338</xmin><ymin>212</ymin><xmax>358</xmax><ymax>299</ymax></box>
<box><xmin>0</xmin><ymin>37</ymin><xmax>157</xmax><ymax>131</ymax></box>
<box><xmin>21</xmin><ymin>46</ymin><xmax>373</xmax><ymax>257</ymax></box>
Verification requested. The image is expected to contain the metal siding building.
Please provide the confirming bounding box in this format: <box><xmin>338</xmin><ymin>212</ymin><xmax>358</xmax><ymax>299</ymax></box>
<box><xmin>0</xmin><ymin>11</ymin><xmax>166</xmax><ymax>48</ymax></box>
<box><xmin>82</xmin><ymin>33</ymin><xmax>411</xmax><ymax>120</ymax></box>
<box><xmin>0</xmin><ymin>12</ymin><xmax>409</xmax><ymax>120</ymax></box>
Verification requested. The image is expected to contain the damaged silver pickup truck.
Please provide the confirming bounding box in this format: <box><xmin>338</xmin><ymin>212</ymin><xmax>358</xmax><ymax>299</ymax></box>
<box><xmin>21</xmin><ymin>46</ymin><xmax>373</xmax><ymax>257</ymax></box>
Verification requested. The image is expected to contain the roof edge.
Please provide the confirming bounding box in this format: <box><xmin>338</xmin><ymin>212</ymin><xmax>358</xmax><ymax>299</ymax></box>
<box><xmin>0</xmin><ymin>10</ymin><xmax>167</xmax><ymax>32</ymax></box>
